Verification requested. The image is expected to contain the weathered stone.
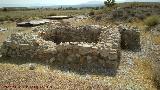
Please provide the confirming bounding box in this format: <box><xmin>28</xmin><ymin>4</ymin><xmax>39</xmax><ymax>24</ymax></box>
<box><xmin>19</xmin><ymin>44</ymin><xmax>30</xmax><ymax>50</ymax></box>
<box><xmin>46</xmin><ymin>16</ymin><xmax>72</xmax><ymax>20</ymax></box>
<box><xmin>86</xmin><ymin>55</ymin><xmax>92</xmax><ymax>63</ymax></box>
<box><xmin>28</xmin><ymin>63</ymin><xmax>36</xmax><ymax>70</ymax></box>
<box><xmin>10</xmin><ymin>43</ymin><xmax>17</xmax><ymax>49</ymax></box>
<box><xmin>0</xmin><ymin>27</ymin><xmax>7</xmax><ymax>32</ymax></box>
<box><xmin>49</xmin><ymin>57</ymin><xmax>56</xmax><ymax>63</ymax></box>
<box><xmin>108</xmin><ymin>52</ymin><xmax>118</xmax><ymax>60</ymax></box>
<box><xmin>100</xmin><ymin>49</ymin><xmax>109</xmax><ymax>58</ymax></box>
<box><xmin>17</xmin><ymin>19</ymin><xmax>50</xmax><ymax>27</ymax></box>
<box><xmin>119</xmin><ymin>25</ymin><xmax>141</xmax><ymax>51</ymax></box>
<box><xmin>0</xmin><ymin>24</ymin><xmax>124</xmax><ymax>69</ymax></box>
<box><xmin>67</xmin><ymin>54</ymin><xmax>75</xmax><ymax>62</ymax></box>
<box><xmin>98</xmin><ymin>59</ymin><xmax>106</xmax><ymax>66</ymax></box>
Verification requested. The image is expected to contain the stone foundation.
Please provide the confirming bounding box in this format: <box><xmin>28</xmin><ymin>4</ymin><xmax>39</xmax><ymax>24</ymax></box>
<box><xmin>41</xmin><ymin>25</ymin><xmax>102</xmax><ymax>44</ymax></box>
<box><xmin>1</xmin><ymin>25</ymin><xmax>121</xmax><ymax>69</ymax></box>
<box><xmin>118</xmin><ymin>25</ymin><xmax>141</xmax><ymax>51</ymax></box>
<box><xmin>0</xmin><ymin>24</ymin><xmax>141</xmax><ymax>69</ymax></box>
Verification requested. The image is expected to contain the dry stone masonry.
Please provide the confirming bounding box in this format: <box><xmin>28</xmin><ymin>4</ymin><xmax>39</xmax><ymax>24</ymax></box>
<box><xmin>0</xmin><ymin>23</ymin><xmax>140</xmax><ymax>69</ymax></box>
<box><xmin>118</xmin><ymin>24</ymin><xmax>141</xmax><ymax>51</ymax></box>
<box><xmin>40</xmin><ymin>25</ymin><xmax>103</xmax><ymax>44</ymax></box>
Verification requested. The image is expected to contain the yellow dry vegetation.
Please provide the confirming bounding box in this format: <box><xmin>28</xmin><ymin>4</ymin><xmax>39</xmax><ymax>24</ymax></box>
<box><xmin>153</xmin><ymin>36</ymin><xmax>160</xmax><ymax>45</ymax></box>
<box><xmin>133</xmin><ymin>57</ymin><xmax>157</xmax><ymax>89</ymax></box>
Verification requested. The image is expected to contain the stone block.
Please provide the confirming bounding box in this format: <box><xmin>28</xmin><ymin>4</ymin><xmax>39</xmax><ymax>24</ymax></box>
<box><xmin>19</xmin><ymin>44</ymin><xmax>30</xmax><ymax>50</ymax></box>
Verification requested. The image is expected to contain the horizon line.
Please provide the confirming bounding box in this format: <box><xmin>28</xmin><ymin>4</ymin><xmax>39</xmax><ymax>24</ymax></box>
<box><xmin>0</xmin><ymin>1</ymin><xmax>160</xmax><ymax>8</ymax></box>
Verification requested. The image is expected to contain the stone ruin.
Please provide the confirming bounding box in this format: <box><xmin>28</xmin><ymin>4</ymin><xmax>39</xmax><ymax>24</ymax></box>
<box><xmin>46</xmin><ymin>16</ymin><xmax>72</xmax><ymax>20</ymax></box>
<box><xmin>17</xmin><ymin>19</ymin><xmax>50</xmax><ymax>27</ymax></box>
<box><xmin>119</xmin><ymin>25</ymin><xmax>141</xmax><ymax>51</ymax></box>
<box><xmin>0</xmin><ymin>23</ymin><xmax>140</xmax><ymax>70</ymax></box>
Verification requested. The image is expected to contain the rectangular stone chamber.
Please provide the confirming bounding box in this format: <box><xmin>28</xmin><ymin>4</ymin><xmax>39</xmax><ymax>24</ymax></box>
<box><xmin>40</xmin><ymin>25</ymin><xmax>121</xmax><ymax>69</ymax></box>
<box><xmin>0</xmin><ymin>25</ymin><xmax>121</xmax><ymax>70</ymax></box>
<box><xmin>119</xmin><ymin>26</ymin><xmax>141</xmax><ymax>51</ymax></box>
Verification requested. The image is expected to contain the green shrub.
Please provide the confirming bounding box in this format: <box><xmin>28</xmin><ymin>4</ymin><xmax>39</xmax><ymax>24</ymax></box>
<box><xmin>88</xmin><ymin>10</ymin><xmax>95</xmax><ymax>16</ymax></box>
<box><xmin>144</xmin><ymin>15</ymin><xmax>160</xmax><ymax>27</ymax></box>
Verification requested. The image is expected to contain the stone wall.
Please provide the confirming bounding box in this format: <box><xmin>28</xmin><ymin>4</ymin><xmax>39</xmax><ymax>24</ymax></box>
<box><xmin>0</xmin><ymin>25</ymin><xmax>121</xmax><ymax>69</ymax></box>
<box><xmin>118</xmin><ymin>25</ymin><xmax>141</xmax><ymax>51</ymax></box>
<box><xmin>0</xmin><ymin>33</ymin><xmax>57</xmax><ymax>60</ymax></box>
<box><xmin>55</xmin><ymin>42</ymin><xmax>120</xmax><ymax>68</ymax></box>
<box><xmin>40</xmin><ymin>25</ymin><xmax>103</xmax><ymax>44</ymax></box>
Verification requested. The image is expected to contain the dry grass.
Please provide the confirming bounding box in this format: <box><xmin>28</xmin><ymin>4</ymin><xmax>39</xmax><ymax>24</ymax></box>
<box><xmin>0</xmin><ymin>53</ymin><xmax>157</xmax><ymax>90</ymax></box>
<box><xmin>0</xmin><ymin>57</ymin><xmax>110</xmax><ymax>90</ymax></box>
<box><xmin>66</xmin><ymin>17</ymin><xmax>114</xmax><ymax>27</ymax></box>
<box><xmin>0</xmin><ymin>22</ymin><xmax>32</xmax><ymax>45</ymax></box>
<box><xmin>0</xmin><ymin>9</ymin><xmax>159</xmax><ymax>89</ymax></box>
<box><xmin>0</xmin><ymin>9</ymin><xmax>91</xmax><ymax>22</ymax></box>
<box><xmin>0</xmin><ymin>21</ymin><xmax>158</xmax><ymax>89</ymax></box>
<box><xmin>133</xmin><ymin>57</ymin><xmax>154</xmax><ymax>81</ymax></box>
<box><xmin>153</xmin><ymin>36</ymin><xmax>160</xmax><ymax>45</ymax></box>
<box><xmin>128</xmin><ymin>20</ymin><xmax>146</xmax><ymax>30</ymax></box>
<box><xmin>144</xmin><ymin>15</ymin><xmax>160</xmax><ymax>27</ymax></box>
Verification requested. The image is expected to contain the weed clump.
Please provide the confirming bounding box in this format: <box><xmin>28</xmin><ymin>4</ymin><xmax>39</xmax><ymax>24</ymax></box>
<box><xmin>48</xmin><ymin>12</ymin><xmax>57</xmax><ymax>16</ymax></box>
<box><xmin>144</xmin><ymin>15</ymin><xmax>160</xmax><ymax>27</ymax></box>
<box><xmin>88</xmin><ymin>10</ymin><xmax>95</xmax><ymax>16</ymax></box>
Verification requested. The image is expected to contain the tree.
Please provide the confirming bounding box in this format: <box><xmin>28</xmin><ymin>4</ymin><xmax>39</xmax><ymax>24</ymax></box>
<box><xmin>88</xmin><ymin>10</ymin><xmax>95</xmax><ymax>16</ymax></box>
<box><xmin>2</xmin><ymin>8</ymin><xmax>8</xmax><ymax>12</ymax></box>
<box><xmin>104</xmin><ymin>0</ymin><xmax>115</xmax><ymax>7</ymax></box>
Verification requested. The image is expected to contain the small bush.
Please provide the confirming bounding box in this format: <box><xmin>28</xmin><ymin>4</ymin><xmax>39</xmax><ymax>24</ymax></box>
<box><xmin>144</xmin><ymin>15</ymin><xmax>160</xmax><ymax>27</ymax></box>
<box><xmin>48</xmin><ymin>12</ymin><xmax>57</xmax><ymax>16</ymax></box>
<box><xmin>2</xmin><ymin>8</ymin><xmax>8</xmax><ymax>12</ymax></box>
<box><xmin>88</xmin><ymin>10</ymin><xmax>95</xmax><ymax>16</ymax></box>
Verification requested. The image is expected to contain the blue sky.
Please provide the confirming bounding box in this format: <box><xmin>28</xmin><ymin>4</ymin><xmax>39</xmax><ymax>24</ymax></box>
<box><xmin>0</xmin><ymin>0</ymin><xmax>159</xmax><ymax>7</ymax></box>
<box><xmin>0</xmin><ymin>0</ymin><xmax>122</xmax><ymax>6</ymax></box>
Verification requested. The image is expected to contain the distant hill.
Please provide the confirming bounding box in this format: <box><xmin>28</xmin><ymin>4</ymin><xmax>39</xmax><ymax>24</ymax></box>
<box><xmin>125</xmin><ymin>0</ymin><xmax>160</xmax><ymax>2</ymax></box>
<box><xmin>29</xmin><ymin>1</ymin><xmax>104</xmax><ymax>8</ymax></box>
<box><xmin>42</xmin><ymin>1</ymin><xmax>104</xmax><ymax>8</ymax></box>
<box><xmin>77</xmin><ymin>0</ymin><xmax>104</xmax><ymax>7</ymax></box>
<box><xmin>0</xmin><ymin>1</ymin><xmax>104</xmax><ymax>8</ymax></box>
<box><xmin>82</xmin><ymin>1</ymin><xmax>104</xmax><ymax>5</ymax></box>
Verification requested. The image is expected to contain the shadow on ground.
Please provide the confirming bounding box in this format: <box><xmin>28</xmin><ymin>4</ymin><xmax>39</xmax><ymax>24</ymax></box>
<box><xmin>0</xmin><ymin>57</ymin><xmax>118</xmax><ymax>77</ymax></box>
<box><xmin>50</xmin><ymin>63</ymin><xmax>118</xmax><ymax>76</ymax></box>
